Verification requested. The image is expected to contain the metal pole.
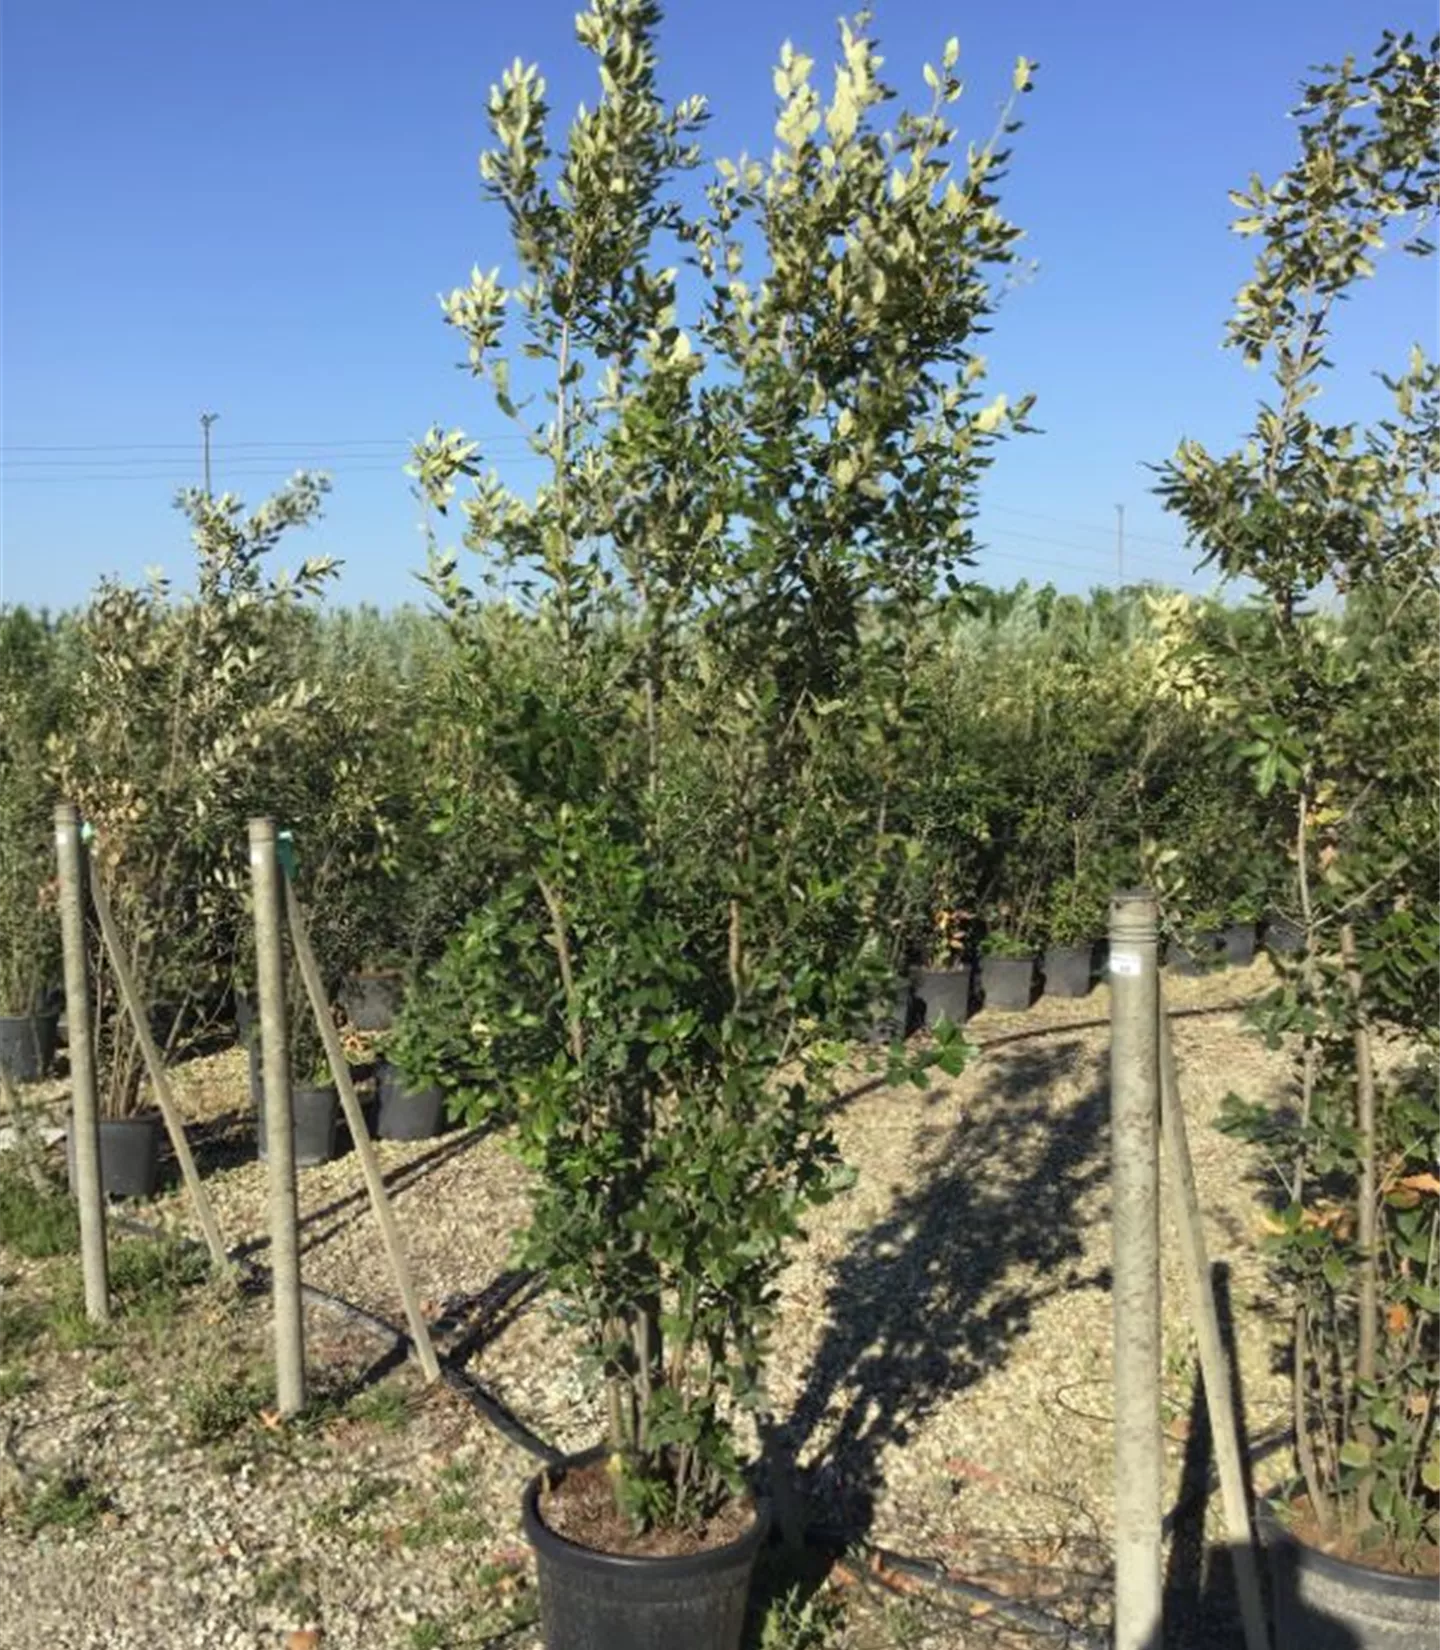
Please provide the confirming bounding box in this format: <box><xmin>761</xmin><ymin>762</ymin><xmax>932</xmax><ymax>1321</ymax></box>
<box><xmin>87</xmin><ymin>857</ymin><xmax>233</xmax><ymax>1278</ymax></box>
<box><xmin>1108</xmin><ymin>889</ymin><xmax>1161</xmax><ymax>1650</ymax></box>
<box><xmin>55</xmin><ymin>803</ymin><xmax>109</xmax><ymax>1322</ymax></box>
<box><xmin>1158</xmin><ymin>997</ymin><xmax>1270</xmax><ymax>1650</ymax></box>
<box><xmin>200</xmin><ymin>411</ymin><xmax>219</xmax><ymax>498</ymax></box>
<box><xmin>283</xmin><ymin>876</ymin><xmax>441</xmax><ymax>1383</ymax></box>
<box><xmin>249</xmin><ymin>818</ymin><xmax>305</xmax><ymax>1415</ymax></box>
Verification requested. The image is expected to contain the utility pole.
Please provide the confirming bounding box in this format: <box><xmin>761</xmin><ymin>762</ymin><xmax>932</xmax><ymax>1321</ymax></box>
<box><xmin>200</xmin><ymin>411</ymin><xmax>219</xmax><ymax>497</ymax></box>
<box><xmin>1115</xmin><ymin>502</ymin><xmax>1126</xmax><ymax>587</ymax></box>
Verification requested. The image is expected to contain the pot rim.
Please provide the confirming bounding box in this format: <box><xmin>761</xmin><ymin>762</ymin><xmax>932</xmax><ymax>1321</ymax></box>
<box><xmin>1258</xmin><ymin>1500</ymin><xmax>1440</xmax><ymax>1599</ymax></box>
<box><xmin>522</xmin><ymin>1448</ymin><xmax>771</xmax><ymax>1579</ymax></box>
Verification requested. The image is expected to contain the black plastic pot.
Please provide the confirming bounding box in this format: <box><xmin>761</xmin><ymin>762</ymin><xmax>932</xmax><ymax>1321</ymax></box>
<box><xmin>979</xmin><ymin>955</ymin><xmax>1036</xmax><ymax>1012</ymax></box>
<box><xmin>867</xmin><ymin>979</ymin><xmax>913</xmax><ymax>1044</ymax></box>
<box><xmin>1167</xmin><ymin>932</ymin><xmax>1223</xmax><ymax>976</ymax></box>
<box><xmin>909</xmin><ymin>965</ymin><xmax>971</xmax><ymax>1029</ymax></box>
<box><xmin>0</xmin><ymin>1011</ymin><xmax>57</xmax><ymax>1082</ymax></box>
<box><xmin>257</xmin><ymin>1085</ymin><xmax>340</xmax><ymax>1167</ymax></box>
<box><xmin>375</xmin><ymin>1061</ymin><xmax>446</xmax><ymax>1141</ymax></box>
<box><xmin>1042</xmin><ymin>943</ymin><xmax>1094</xmax><ymax>999</ymax></box>
<box><xmin>1223</xmin><ymin>922</ymin><xmax>1257</xmax><ymax>968</ymax></box>
<box><xmin>522</xmin><ymin>1451</ymin><xmax>770</xmax><ymax>1650</ymax></box>
<box><xmin>66</xmin><ymin>1114</ymin><xmax>163</xmax><ymax>1200</ymax></box>
<box><xmin>1266</xmin><ymin>915</ymin><xmax>1305</xmax><ymax>955</ymax></box>
<box><xmin>341</xmin><ymin>972</ymin><xmax>402</xmax><ymax>1033</ymax></box>
<box><xmin>1260</xmin><ymin>1504</ymin><xmax>1439</xmax><ymax>1650</ymax></box>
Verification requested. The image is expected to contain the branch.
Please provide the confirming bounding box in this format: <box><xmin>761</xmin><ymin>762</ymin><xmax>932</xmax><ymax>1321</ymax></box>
<box><xmin>536</xmin><ymin>874</ymin><xmax>584</xmax><ymax>1062</ymax></box>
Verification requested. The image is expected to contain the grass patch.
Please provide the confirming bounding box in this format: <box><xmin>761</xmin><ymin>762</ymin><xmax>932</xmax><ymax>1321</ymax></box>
<box><xmin>0</xmin><ymin>1365</ymin><xmax>36</xmax><ymax>1401</ymax></box>
<box><xmin>344</xmin><ymin>1382</ymin><xmax>412</xmax><ymax>1432</ymax></box>
<box><xmin>253</xmin><ymin>1556</ymin><xmax>319</xmax><ymax>1620</ymax></box>
<box><xmin>0</xmin><ymin>1164</ymin><xmax>78</xmax><ymax>1259</ymax></box>
<box><xmin>179</xmin><ymin>1363</ymin><xmax>273</xmax><ymax>1445</ymax></box>
<box><xmin>0</xmin><ymin>1298</ymin><xmax>44</xmax><ymax>1360</ymax></box>
<box><xmin>19</xmin><ymin>1472</ymin><xmax>110</xmax><ymax>1536</ymax></box>
<box><xmin>310</xmin><ymin>1474</ymin><xmax>398</xmax><ymax>1533</ymax></box>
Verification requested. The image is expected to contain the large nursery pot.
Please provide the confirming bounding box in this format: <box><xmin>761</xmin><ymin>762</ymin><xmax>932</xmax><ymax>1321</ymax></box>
<box><xmin>522</xmin><ymin>1450</ymin><xmax>771</xmax><ymax>1650</ymax></box>
<box><xmin>66</xmin><ymin>1113</ymin><xmax>163</xmax><ymax>1200</ymax></box>
<box><xmin>1265</xmin><ymin>915</ymin><xmax>1305</xmax><ymax>955</ymax></box>
<box><xmin>1042</xmin><ymin>943</ymin><xmax>1094</xmax><ymax>999</ymax></box>
<box><xmin>1166</xmin><ymin>932</ymin><xmax>1224</xmax><ymax>976</ymax></box>
<box><xmin>909</xmin><ymin>965</ymin><xmax>971</xmax><ymax>1029</ymax></box>
<box><xmin>866</xmin><ymin>979</ymin><xmax>913</xmax><ymax>1044</ymax></box>
<box><xmin>1222</xmin><ymin>921</ymin><xmax>1257</xmax><ymax>968</ymax></box>
<box><xmin>979</xmin><ymin>954</ymin><xmax>1036</xmax><ymax>1012</ymax></box>
<box><xmin>374</xmin><ymin>1061</ymin><xmax>446</xmax><ymax>1141</ymax></box>
<box><xmin>256</xmin><ymin>1084</ymin><xmax>340</xmax><ymax>1168</ymax></box>
<box><xmin>0</xmin><ymin>1010</ymin><xmax>58</xmax><ymax>1082</ymax></box>
<box><xmin>1259</xmin><ymin>1504</ymin><xmax>1439</xmax><ymax>1650</ymax></box>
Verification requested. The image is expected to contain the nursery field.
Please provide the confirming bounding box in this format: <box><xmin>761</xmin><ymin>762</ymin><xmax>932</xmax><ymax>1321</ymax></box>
<box><xmin>2</xmin><ymin>961</ymin><xmax>1292</xmax><ymax>1650</ymax></box>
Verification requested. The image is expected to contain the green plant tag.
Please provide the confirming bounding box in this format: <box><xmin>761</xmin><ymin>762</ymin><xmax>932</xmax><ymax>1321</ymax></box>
<box><xmin>276</xmin><ymin>830</ymin><xmax>298</xmax><ymax>880</ymax></box>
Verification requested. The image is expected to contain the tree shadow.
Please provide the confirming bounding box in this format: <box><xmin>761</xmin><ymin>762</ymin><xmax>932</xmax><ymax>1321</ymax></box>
<box><xmin>776</xmin><ymin>1037</ymin><xmax>1112</xmax><ymax>1539</ymax></box>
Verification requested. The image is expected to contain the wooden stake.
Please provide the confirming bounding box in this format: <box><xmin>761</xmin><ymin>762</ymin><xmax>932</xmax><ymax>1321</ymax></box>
<box><xmin>87</xmin><ymin>859</ymin><xmax>233</xmax><ymax>1278</ymax></box>
<box><xmin>54</xmin><ymin>803</ymin><xmax>109</xmax><ymax>1323</ymax></box>
<box><xmin>1108</xmin><ymin>890</ymin><xmax>1162</xmax><ymax>1650</ymax></box>
<box><xmin>1158</xmin><ymin>999</ymin><xmax>1270</xmax><ymax>1650</ymax></box>
<box><xmin>282</xmin><ymin>876</ymin><xmax>441</xmax><ymax>1384</ymax></box>
<box><xmin>249</xmin><ymin>818</ymin><xmax>305</xmax><ymax>1415</ymax></box>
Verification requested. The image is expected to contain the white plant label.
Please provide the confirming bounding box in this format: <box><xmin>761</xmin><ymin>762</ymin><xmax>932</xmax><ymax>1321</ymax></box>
<box><xmin>1110</xmin><ymin>951</ymin><xmax>1143</xmax><ymax>977</ymax></box>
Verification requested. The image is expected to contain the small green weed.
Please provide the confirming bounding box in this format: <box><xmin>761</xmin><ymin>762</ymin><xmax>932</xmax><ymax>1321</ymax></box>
<box><xmin>41</xmin><ymin>1274</ymin><xmax>112</xmax><ymax>1352</ymax></box>
<box><xmin>0</xmin><ymin>1166</ymin><xmax>78</xmax><ymax>1259</ymax></box>
<box><xmin>90</xmin><ymin>1356</ymin><xmax>129</xmax><ymax>1392</ymax></box>
<box><xmin>344</xmin><ymin>1382</ymin><xmax>411</xmax><ymax>1431</ymax></box>
<box><xmin>21</xmin><ymin>1472</ymin><xmax>110</xmax><ymax>1536</ymax></box>
<box><xmin>310</xmin><ymin>1474</ymin><xmax>398</xmax><ymax>1533</ymax></box>
<box><xmin>0</xmin><ymin>1365</ymin><xmax>35</xmax><ymax>1401</ymax></box>
<box><xmin>407</xmin><ymin>1622</ymin><xmax>447</xmax><ymax>1650</ymax></box>
<box><xmin>0</xmin><ymin>1298</ymin><xmax>43</xmax><ymax>1360</ymax></box>
<box><xmin>252</xmin><ymin>1556</ymin><xmax>318</xmax><ymax>1619</ymax></box>
<box><xmin>180</xmin><ymin>1364</ymin><xmax>272</xmax><ymax>1445</ymax></box>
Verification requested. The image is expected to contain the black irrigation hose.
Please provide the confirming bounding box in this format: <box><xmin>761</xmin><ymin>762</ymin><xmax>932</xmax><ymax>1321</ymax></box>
<box><xmin>864</xmin><ymin>1546</ymin><xmax>1110</xmax><ymax>1649</ymax></box>
<box><xmin>107</xmin><ymin>1211</ymin><xmax>563</xmax><ymax>1464</ymax></box>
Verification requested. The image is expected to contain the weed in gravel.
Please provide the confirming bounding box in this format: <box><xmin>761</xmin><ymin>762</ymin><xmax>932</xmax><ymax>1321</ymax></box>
<box><xmin>746</xmin><ymin>1544</ymin><xmax>845</xmax><ymax>1650</ymax></box>
<box><xmin>310</xmin><ymin>1474</ymin><xmax>398</xmax><ymax>1533</ymax></box>
<box><xmin>41</xmin><ymin>1273</ymin><xmax>112</xmax><ymax>1352</ymax></box>
<box><xmin>0</xmin><ymin>1166</ymin><xmax>78</xmax><ymax>1258</ymax></box>
<box><xmin>408</xmin><ymin>1622</ymin><xmax>447</xmax><ymax>1650</ymax></box>
<box><xmin>110</xmin><ymin>1237</ymin><xmax>209</xmax><ymax>1332</ymax></box>
<box><xmin>252</xmin><ymin>1556</ymin><xmax>318</xmax><ymax>1620</ymax></box>
<box><xmin>0</xmin><ymin>1365</ymin><xmax>36</xmax><ymax>1400</ymax></box>
<box><xmin>393</xmin><ymin>1467</ymin><xmax>492</xmax><ymax>1551</ymax></box>
<box><xmin>20</xmin><ymin>1472</ymin><xmax>111</xmax><ymax>1536</ymax></box>
<box><xmin>0</xmin><ymin>1297</ymin><xmax>43</xmax><ymax>1360</ymax></box>
<box><xmin>90</xmin><ymin>1355</ymin><xmax>129</xmax><ymax>1392</ymax></box>
<box><xmin>344</xmin><ymin>1382</ymin><xmax>411</xmax><ymax>1431</ymax></box>
<box><xmin>179</xmin><ymin>1363</ymin><xmax>272</xmax><ymax>1444</ymax></box>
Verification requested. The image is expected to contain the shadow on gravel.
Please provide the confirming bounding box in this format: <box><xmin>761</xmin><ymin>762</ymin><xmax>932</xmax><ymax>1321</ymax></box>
<box><xmin>776</xmin><ymin>1037</ymin><xmax>1113</xmax><ymax>1542</ymax></box>
<box><xmin>217</xmin><ymin>1121</ymin><xmax>499</xmax><ymax>1261</ymax></box>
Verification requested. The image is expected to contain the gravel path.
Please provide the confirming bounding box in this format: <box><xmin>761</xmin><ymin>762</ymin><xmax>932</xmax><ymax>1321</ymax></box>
<box><xmin>1</xmin><ymin>960</ymin><xmax>1291</xmax><ymax>1648</ymax></box>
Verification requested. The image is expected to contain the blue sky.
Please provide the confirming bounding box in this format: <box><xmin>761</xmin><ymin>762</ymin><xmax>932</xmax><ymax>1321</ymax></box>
<box><xmin>2</xmin><ymin>0</ymin><xmax>1434</xmax><ymax>611</ymax></box>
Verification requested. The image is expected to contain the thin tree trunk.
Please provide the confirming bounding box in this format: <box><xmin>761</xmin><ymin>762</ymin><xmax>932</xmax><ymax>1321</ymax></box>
<box><xmin>1340</xmin><ymin>923</ymin><xmax>1378</xmax><ymax>1390</ymax></box>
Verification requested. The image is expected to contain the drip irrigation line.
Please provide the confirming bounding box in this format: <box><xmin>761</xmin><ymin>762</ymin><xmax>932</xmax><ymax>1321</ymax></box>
<box><xmin>106</xmin><ymin>1211</ymin><xmax>562</xmax><ymax>1464</ymax></box>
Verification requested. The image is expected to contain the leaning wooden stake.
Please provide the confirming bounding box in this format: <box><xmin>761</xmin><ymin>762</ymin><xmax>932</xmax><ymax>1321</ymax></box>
<box><xmin>55</xmin><ymin>803</ymin><xmax>109</xmax><ymax>1323</ymax></box>
<box><xmin>1158</xmin><ymin>998</ymin><xmax>1270</xmax><ymax>1650</ymax></box>
<box><xmin>87</xmin><ymin>862</ymin><xmax>233</xmax><ymax>1277</ymax></box>
<box><xmin>1108</xmin><ymin>890</ymin><xmax>1163</xmax><ymax>1650</ymax></box>
<box><xmin>283</xmin><ymin>875</ymin><xmax>441</xmax><ymax>1384</ymax></box>
<box><xmin>249</xmin><ymin>818</ymin><xmax>306</xmax><ymax>1416</ymax></box>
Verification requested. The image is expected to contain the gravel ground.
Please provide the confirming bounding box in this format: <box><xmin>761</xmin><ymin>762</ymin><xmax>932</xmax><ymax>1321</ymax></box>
<box><xmin>0</xmin><ymin>958</ymin><xmax>1293</xmax><ymax>1649</ymax></box>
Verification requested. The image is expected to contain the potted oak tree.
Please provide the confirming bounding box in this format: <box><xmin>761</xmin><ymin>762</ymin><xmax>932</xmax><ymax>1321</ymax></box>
<box><xmin>407</xmin><ymin>6</ymin><xmax>1031</xmax><ymax>1644</ymax></box>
